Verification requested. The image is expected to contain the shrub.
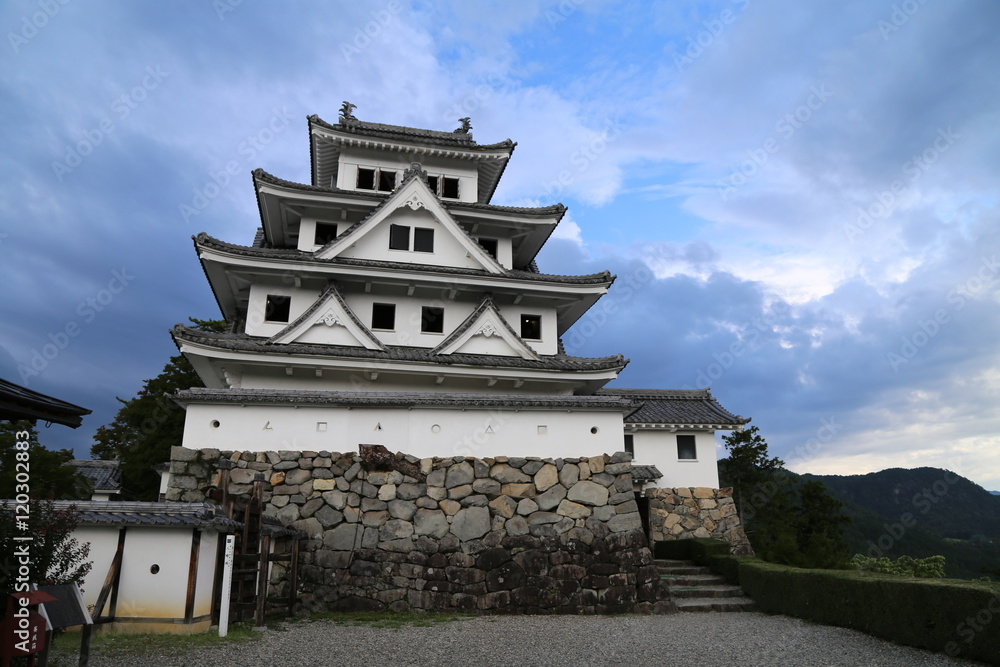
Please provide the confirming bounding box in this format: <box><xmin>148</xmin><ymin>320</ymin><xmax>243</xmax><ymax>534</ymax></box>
<box><xmin>0</xmin><ymin>500</ymin><xmax>92</xmax><ymax>595</ymax></box>
<box><xmin>851</xmin><ymin>554</ymin><xmax>946</xmax><ymax>578</ymax></box>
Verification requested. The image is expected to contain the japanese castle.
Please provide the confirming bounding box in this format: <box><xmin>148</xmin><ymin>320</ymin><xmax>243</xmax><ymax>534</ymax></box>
<box><xmin>171</xmin><ymin>104</ymin><xmax>746</xmax><ymax>489</ymax></box>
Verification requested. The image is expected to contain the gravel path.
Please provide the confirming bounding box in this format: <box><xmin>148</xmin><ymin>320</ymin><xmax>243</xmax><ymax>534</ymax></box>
<box><xmin>85</xmin><ymin>613</ymin><xmax>985</xmax><ymax>667</ymax></box>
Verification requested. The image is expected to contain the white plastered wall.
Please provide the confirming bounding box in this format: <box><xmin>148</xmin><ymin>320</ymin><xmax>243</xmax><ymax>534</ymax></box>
<box><xmin>182</xmin><ymin>402</ymin><xmax>626</xmax><ymax>460</ymax></box>
<box><xmin>631</xmin><ymin>429</ymin><xmax>721</xmax><ymax>489</ymax></box>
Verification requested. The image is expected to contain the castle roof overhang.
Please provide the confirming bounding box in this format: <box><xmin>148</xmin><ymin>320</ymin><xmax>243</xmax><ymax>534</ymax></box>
<box><xmin>171</xmin><ymin>325</ymin><xmax>627</xmax><ymax>391</ymax></box>
<box><xmin>194</xmin><ymin>233</ymin><xmax>613</xmax><ymax>333</ymax></box>
<box><xmin>596</xmin><ymin>388</ymin><xmax>749</xmax><ymax>431</ymax></box>
<box><xmin>173</xmin><ymin>387</ymin><xmax>638</xmax><ymax>416</ymax></box>
<box><xmin>308</xmin><ymin>115</ymin><xmax>515</xmax><ymax>204</ymax></box>
<box><xmin>0</xmin><ymin>377</ymin><xmax>91</xmax><ymax>428</ymax></box>
<box><xmin>253</xmin><ymin>169</ymin><xmax>563</xmax><ymax>263</ymax></box>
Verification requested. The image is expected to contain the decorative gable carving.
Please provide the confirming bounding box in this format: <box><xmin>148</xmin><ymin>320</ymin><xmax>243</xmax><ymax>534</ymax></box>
<box><xmin>269</xmin><ymin>283</ymin><xmax>385</xmax><ymax>350</ymax></box>
<box><xmin>432</xmin><ymin>295</ymin><xmax>540</xmax><ymax>360</ymax></box>
<box><xmin>313</xmin><ymin>167</ymin><xmax>503</xmax><ymax>274</ymax></box>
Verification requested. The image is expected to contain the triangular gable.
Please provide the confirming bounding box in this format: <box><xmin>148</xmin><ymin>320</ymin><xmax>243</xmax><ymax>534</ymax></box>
<box><xmin>432</xmin><ymin>295</ymin><xmax>540</xmax><ymax>360</ymax></box>
<box><xmin>314</xmin><ymin>165</ymin><xmax>504</xmax><ymax>274</ymax></box>
<box><xmin>268</xmin><ymin>283</ymin><xmax>386</xmax><ymax>350</ymax></box>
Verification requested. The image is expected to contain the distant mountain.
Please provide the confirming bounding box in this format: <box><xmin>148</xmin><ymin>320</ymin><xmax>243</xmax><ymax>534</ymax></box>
<box><xmin>802</xmin><ymin>467</ymin><xmax>1000</xmax><ymax>580</ymax></box>
<box><xmin>991</xmin><ymin>491</ymin><xmax>1000</xmax><ymax>496</ymax></box>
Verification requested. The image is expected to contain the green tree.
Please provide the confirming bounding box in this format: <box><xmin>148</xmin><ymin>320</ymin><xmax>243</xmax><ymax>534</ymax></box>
<box><xmin>0</xmin><ymin>420</ymin><xmax>91</xmax><ymax>500</ymax></box>
<box><xmin>719</xmin><ymin>426</ymin><xmax>851</xmax><ymax>568</ymax></box>
<box><xmin>91</xmin><ymin>318</ymin><xmax>223</xmax><ymax>500</ymax></box>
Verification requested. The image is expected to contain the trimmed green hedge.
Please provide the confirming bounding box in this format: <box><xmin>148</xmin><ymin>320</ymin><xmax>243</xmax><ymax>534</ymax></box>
<box><xmin>659</xmin><ymin>539</ymin><xmax>1000</xmax><ymax>665</ymax></box>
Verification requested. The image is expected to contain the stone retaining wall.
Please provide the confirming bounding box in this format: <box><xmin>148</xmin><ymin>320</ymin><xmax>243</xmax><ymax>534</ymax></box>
<box><xmin>645</xmin><ymin>487</ymin><xmax>754</xmax><ymax>555</ymax></box>
<box><xmin>166</xmin><ymin>447</ymin><xmax>676</xmax><ymax>614</ymax></box>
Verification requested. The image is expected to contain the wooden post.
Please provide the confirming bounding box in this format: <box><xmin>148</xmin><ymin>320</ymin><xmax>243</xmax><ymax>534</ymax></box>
<box><xmin>217</xmin><ymin>458</ymin><xmax>233</xmax><ymax>519</ymax></box>
<box><xmin>184</xmin><ymin>529</ymin><xmax>202</xmax><ymax>624</ymax></box>
<box><xmin>287</xmin><ymin>538</ymin><xmax>300</xmax><ymax>617</ymax></box>
<box><xmin>255</xmin><ymin>534</ymin><xmax>270</xmax><ymax>628</ymax></box>
<box><xmin>92</xmin><ymin>527</ymin><xmax>126</xmax><ymax>621</ymax></box>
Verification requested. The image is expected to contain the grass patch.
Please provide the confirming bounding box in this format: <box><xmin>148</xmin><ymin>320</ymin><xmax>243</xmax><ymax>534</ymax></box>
<box><xmin>45</xmin><ymin>620</ymin><xmax>272</xmax><ymax>664</ymax></box>
<box><xmin>311</xmin><ymin>611</ymin><xmax>470</xmax><ymax>629</ymax></box>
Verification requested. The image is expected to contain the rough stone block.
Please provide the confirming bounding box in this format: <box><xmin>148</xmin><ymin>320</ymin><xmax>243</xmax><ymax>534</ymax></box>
<box><xmin>693</xmin><ymin>487</ymin><xmax>715</xmax><ymax>499</ymax></box>
<box><xmin>450</xmin><ymin>506</ymin><xmax>490</xmax><ymax>541</ymax></box>
<box><xmin>567</xmin><ymin>480</ymin><xmax>610</xmax><ymax>506</ymax></box>
<box><xmin>414</xmin><ymin>509</ymin><xmax>449</xmax><ymax>538</ymax></box>
<box><xmin>535</xmin><ymin>484</ymin><xmax>567</xmax><ymax>511</ymax></box>
<box><xmin>533</xmin><ymin>464</ymin><xmax>559</xmax><ymax>492</ymax></box>
<box><xmin>556</xmin><ymin>499</ymin><xmax>592</xmax><ymax>519</ymax></box>
<box><xmin>446</xmin><ymin>461</ymin><xmax>475</xmax><ymax>488</ymax></box>
<box><xmin>501</xmin><ymin>483</ymin><xmax>535</xmax><ymax>498</ymax></box>
<box><xmin>516</xmin><ymin>498</ymin><xmax>539</xmax><ymax>516</ymax></box>
<box><xmin>472</xmin><ymin>478</ymin><xmax>501</xmax><ymax>497</ymax></box>
<box><xmin>558</xmin><ymin>464</ymin><xmax>579</xmax><ymax>488</ymax></box>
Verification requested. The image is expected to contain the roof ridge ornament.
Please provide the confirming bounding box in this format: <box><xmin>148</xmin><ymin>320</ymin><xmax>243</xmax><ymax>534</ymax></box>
<box><xmin>339</xmin><ymin>101</ymin><xmax>357</xmax><ymax>122</ymax></box>
<box><xmin>454</xmin><ymin>117</ymin><xmax>472</xmax><ymax>134</ymax></box>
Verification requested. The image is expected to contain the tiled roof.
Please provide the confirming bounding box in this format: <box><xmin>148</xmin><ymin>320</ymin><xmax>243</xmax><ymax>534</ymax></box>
<box><xmin>254</xmin><ymin>168</ymin><xmax>566</xmax><ymax>217</ymax></box>
<box><xmin>65</xmin><ymin>460</ymin><xmax>122</xmax><ymax>491</ymax></box>
<box><xmin>172</xmin><ymin>325</ymin><xmax>628</xmax><ymax>372</ymax></box>
<box><xmin>195</xmin><ymin>233</ymin><xmax>614</xmax><ymax>285</ymax></box>
<box><xmin>0</xmin><ymin>377</ymin><xmax>91</xmax><ymax>428</ymax></box>
<box><xmin>175</xmin><ymin>387</ymin><xmax>638</xmax><ymax>412</ymax></box>
<box><xmin>309</xmin><ymin>114</ymin><xmax>516</xmax><ymax>151</ymax></box>
<box><xmin>268</xmin><ymin>282</ymin><xmax>386</xmax><ymax>351</ymax></box>
<box><xmin>430</xmin><ymin>294</ymin><xmax>539</xmax><ymax>360</ymax></box>
<box><xmin>597</xmin><ymin>388</ymin><xmax>748</xmax><ymax>426</ymax></box>
<box><xmin>630</xmin><ymin>465</ymin><xmax>663</xmax><ymax>481</ymax></box>
<box><xmin>42</xmin><ymin>501</ymin><xmax>242</xmax><ymax>531</ymax></box>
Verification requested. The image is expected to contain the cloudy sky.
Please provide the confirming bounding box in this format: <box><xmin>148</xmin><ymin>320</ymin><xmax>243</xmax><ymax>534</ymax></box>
<box><xmin>2</xmin><ymin>0</ymin><xmax>998</xmax><ymax>491</ymax></box>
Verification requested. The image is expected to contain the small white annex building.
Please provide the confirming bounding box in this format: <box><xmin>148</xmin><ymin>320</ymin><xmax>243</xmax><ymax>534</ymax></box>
<box><xmin>172</xmin><ymin>105</ymin><xmax>747</xmax><ymax>489</ymax></box>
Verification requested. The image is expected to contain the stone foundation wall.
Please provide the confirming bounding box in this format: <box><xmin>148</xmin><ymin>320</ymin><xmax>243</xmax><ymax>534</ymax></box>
<box><xmin>167</xmin><ymin>447</ymin><xmax>675</xmax><ymax>614</ymax></box>
<box><xmin>645</xmin><ymin>487</ymin><xmax>753</xmax><ymax>555</ymax></box>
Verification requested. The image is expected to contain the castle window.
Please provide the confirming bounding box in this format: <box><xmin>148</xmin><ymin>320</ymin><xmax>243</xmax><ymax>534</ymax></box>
<box><xmin>265</xmin><ymin>294</ymin><xmax>290</xmax><ymax>323</ymax></box>
<box><xmin>624</xmin><ymin>433</ymin><xmax>634</xmax><ymax>456</ymax></box>
<box><xmin>677</xmin><ymin>435</ymin><xmax>697</xmax><ymax>460</ymax></box>
<box><xmin>389</xmin><ymin>224</ymin><xmax>410</xmax><ymax>250</ymax></box>
<box><xmin>421</xmin><ymin>306</ymin><xmax>444</xmax><ymax>334</ymax></box>
<box><xmin>520</xmin><ymin>314</ymin><xmax>541</xmax><ymax>340</ymax></box>
<box><xmin>371</xmin><ymin>303</ymin><xmax>395</xmax><ymax>330</ymax></box>
<box><xmin>314</xmin><ymin>222</ymin><xmax>338</xmax><ymax>246</ymax></box>
<box><xmin>357</xmin><ymin>167</ymin><xmax>396</xmax><ymax>192</ymax></box>
<box><xmin>478</xmin><ymin>238</ymin><xmax>498</xmax><ymax>260</ymax></box>
<box><xmin>426</xmin><ymin>175</ymin><xmax>438</xmax><ymax>192</ymax></box>
<box><xmin>414</xmin><ymin>227</ymin><xmax>434</xmax><ymax>253</ymax></box>
<box><xmin>441</xmin><ymin>177</ymin><xmax>460</xmax><ymax>199</ymax></box>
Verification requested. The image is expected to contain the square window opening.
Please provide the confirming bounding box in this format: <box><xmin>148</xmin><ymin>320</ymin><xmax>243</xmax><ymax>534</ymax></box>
<box><xmin>441</xmin><ymin>177</ymin><xmax>460</xmax><ymax>199</ymax></box>
<box><xmin>624</xmin><ymin>434</ymin><xmax>634</xmax><ymax>456</ymax></box>
<box><xmin>389</xmin><ymin>224</ymin><xmax>410</xmax><ymax>250</ymax></box>
<box><xmin>677</xmin><ymin>435</ymin><xmax>697</xmax><ymax>460</ymax></box>
<box><xmin>521</xmin><ymin>314</ymin><xmax>542</xmax><ymax>340</ymax></box>
<box><xmin>413</xmin><ymin>227</ymin><xmax>434</xmax><ymax>253</ymax></box>
<box><xmin>421</xmin><ymin>306</ymin><xmax>444</xmax><ymax>334</ymax></box>
<box><xmin>377</xmin><ymin>169</ymin><xmax>396</xmax><ymax>192</ymax></box>
<box><xmin>265</xmin><ymin>294</ymin><xmax>291</xmax><ymax>323</ymax></box>
<box><xmin>478</xmin><ymin>238</ymin><xmax>498</xmax><ymax>260</ymax></box>
<box><xmin>356</xmin><ymin>167</ymin><xmax>375</xmax><ymax>190</ymax></box>
<box><xmin>314</xmin><ymin>222</ymin><xmax>338</xmax><ymax>246</ymax></box>
<box><xmin>426</xmin><ymin>175</ymin><xmax>439</xmax><ymax>193</ymax></box>
<box><xmin>371</xmin><ymin>303</ymin><xmax>396</xmax><ymax>330</ymax></box>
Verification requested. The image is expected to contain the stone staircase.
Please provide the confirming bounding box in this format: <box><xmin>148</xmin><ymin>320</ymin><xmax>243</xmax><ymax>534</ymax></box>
<box><xmin>656</xmin><ymin>559</ymin><xmax>756</xmax><ymax>612</ymax></box>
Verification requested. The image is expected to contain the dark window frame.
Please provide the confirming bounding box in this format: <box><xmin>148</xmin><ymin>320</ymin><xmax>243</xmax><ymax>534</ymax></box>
<box><xmin>314</xmin><ymin>222</ymin><xmax>338</xmax><ymax>246</ymax></box>
<box><xmin>356</xmin><ymin>166</ymin><xmax>397</xmax><ymax>192</ymax></box>
<box><xmin>520</xmin><ymin>314</ymin><xmax>542</xmax><ymax>340</ymax></box>
<box><xmin>421</xmin><ymin>306</ymin><xmax>445</xmax><ymax>334</ymax></box>
<box><xmin>624</xmin><ymin>434</ymin><xmax>634</xmax><ymax>456</ymax></box>
<box><xmin>478</xmin><ymin>238</ymin><xmax>498</xmax><ymax>260</ymax></box>
<box><xmin>389</xmin><ymin>224</ymin><xmax>410</xmax><ymax>250</ymax></box>
<box><xmin>413</xmin><ymin>227</ymin><xmax>434</xmax><ymax>253</ymax></box>
<box><xmin>677</xmin><ymin>434</ymin><xmax>697</xmax><ymax>460</ymax></box>
<box><xmin>371</xmin><ymin>302</ymin><xmax>396</xmax><ymax>330</ymax></box>
<box><xmin>264</xmin><ymin>294</ymin><xmax>291</xmax><ymax>323</ymax></box>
